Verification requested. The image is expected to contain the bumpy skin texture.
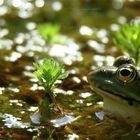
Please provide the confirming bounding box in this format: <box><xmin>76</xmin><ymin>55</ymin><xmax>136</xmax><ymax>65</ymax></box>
<box><xmin>88</xmin><ymin>56</ymin><xmax>140</xmax><ymax>103</ymax></box>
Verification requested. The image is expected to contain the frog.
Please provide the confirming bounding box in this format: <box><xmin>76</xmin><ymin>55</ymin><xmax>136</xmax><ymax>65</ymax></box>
<box><xmin>87</xmin><ymin>56</ymin><xmax>140</xmax><ymax>123</ymax></box>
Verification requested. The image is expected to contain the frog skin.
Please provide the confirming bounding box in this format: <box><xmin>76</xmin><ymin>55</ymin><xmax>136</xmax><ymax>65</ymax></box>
<box><xmin>87</xmin><ymin>56</ymin><xmax>140</xmax><ymax>122</ymax></box>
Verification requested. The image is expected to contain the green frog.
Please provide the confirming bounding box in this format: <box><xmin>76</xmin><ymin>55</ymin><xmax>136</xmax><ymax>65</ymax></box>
<box><xmin>88</xmin><ymin>56</ymin><xmax>140</xmax><ymax>122</ymax></box>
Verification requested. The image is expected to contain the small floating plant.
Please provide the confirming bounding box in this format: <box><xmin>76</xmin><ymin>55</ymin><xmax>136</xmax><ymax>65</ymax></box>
<box><xmin>113</xmin><ymin>23</ymin><xmax>140</xmax><ymax>66</ymax></box>
<box><xmin>33</xmin><ymin>58</ymin><xmax>68</xmax><ymax>122</ymax></box>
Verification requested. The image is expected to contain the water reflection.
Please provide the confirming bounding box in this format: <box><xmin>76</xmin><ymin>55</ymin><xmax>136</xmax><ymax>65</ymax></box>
<box><xmin>7</xmin><ymin>87</ymin><xmax>19</xmax><ymax>93</ymax></box>
<box><xmin>26</xmin><ymin>22</ymin><xmax>36</xmax><ymax>30</ymax></box>
<box><xmin>79</xmin><ymin>92</ymin><xmax>91</xmax><ymax>98</ymax></box>
<box><xmin>79</xmin><ymin>25</ymin><xmax>93</xmax><ymax>35</ymax></box>
<box><xmin>51</xmin><ymin>115</ymin><xmax>76</xmax><ymax>128</ymax></box>
<box><xmin>67</xmin><ymin>134</ymin><xmax>79</xmax><ymax>140</ymax></box>
<box><xmin>4</xmin><ymin>51</ymin><xmax>22</xmax><ymax>62</ymax></box>
<box><xmin>0</xmin><ymin>39</ymin><xmax>13</xmax><ymax>50</ymax></box>
<box><xmin>88</xmin><ymin>40</ymin><xmax>105</xmax><ymax>53</ymax></box>
<box><xmin>0</xmin><ymin>0</ymin><xmax>45</xmax><ymax>18</ymax></box>
<box><xmin>18</xmin><ymin>2</ymin><xmax>33</xmax><ymax>18</ymax></box>
<box><xmin>112</xmin><ymin>0</ymin><xmax>123</xmax><ymax>9</ymax></box>
<box><xmin>0</xmin><ymin>0</ymin><xmax>4</xmax><ymax>5</ymax></box>
<box><xmin>35</xmin><ymin>0</ymin><xmax>45</xmax><ymax>8</ymax></box>
<box><xmin>72</xmin><ymin>77</ymin><xmax>81</xmax><ymax>83</ymax></box>
<box><xmin>0</xmin><ymin>113</ymin><xmax>30</xmax><ymax>128</ymax></box>
<box><xmin>28</xmin><ymin>106</ymin><xmax>38</xmax><ymax>112</ymax></box>
<box><xmin>110</xmin><ymin>23</ymin><xmax>120</xmax><ymax>31</ymax></box>
<box><xmin>9</xmin><ymin>100</ymin><xmax>23</xmax><ymax>107</ymax></box>
<box><xmin>0</xmin><ymin>87</ymin><xmax>5</xmax><ymax>94</ymax></box>
<box><xmin>118</xmin><ymin>16</ymin><xmax>127</xmax><ymax>24</ymax></box>
<box><xmin>0</xmin><ymin>5</ymin><xmax>8</xmax><ymax>16</ymax></box>
<box><xmin>93</xmin><ymin>55</ymin><xmax>115</xmax><ymax>66</ymax></box>
<box><xmin>95</xmin><ymin>111</ymin><xmax>104</xmax><ymax>121</ymax></box>
<box><xmin>30</xmin><ymin>83</ymin><xmax>44</xmax><ymax>91</ymax></box>
<box><xmin>0</xmin><ymin>28</ymin><xmax>8</xmax><ymax>37</ymax></box>
<box><xmin>52</xmin><ymin>1</ymin><xmax>62</xmax><ymax>11</ymax></box>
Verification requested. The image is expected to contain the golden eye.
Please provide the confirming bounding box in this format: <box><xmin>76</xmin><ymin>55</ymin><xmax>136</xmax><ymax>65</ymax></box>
<box><xmin>117</xmin><ymin>66</ymin><xmax>136</xmax><ymax>83</ymax></box>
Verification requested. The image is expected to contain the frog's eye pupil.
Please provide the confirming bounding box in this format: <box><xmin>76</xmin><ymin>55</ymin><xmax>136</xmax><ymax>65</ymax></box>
<box><xmin>117</xmin><ymin>66</ymin><xmax>137</xmax><ymax>83</ymax></box>
<box><xmin>120</xmin><ymin>69</ymin><xmax>131</xmax><ymax>76</ymax></box>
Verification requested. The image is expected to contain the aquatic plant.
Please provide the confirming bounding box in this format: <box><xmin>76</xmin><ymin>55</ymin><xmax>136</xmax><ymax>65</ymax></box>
<box><xmin>33</xmin><ymin>58</ymin><xmax>68</xmax><ymax>120</ymax></box>
<box><xmin>37</xmin><ymin>23</ymin><xmax>62</xmax><ymax>44</ymax></box>
<box><xmin>113</xmin><ymin>23</ymin><xmax>140</xmax><ymax>66</ymax></box>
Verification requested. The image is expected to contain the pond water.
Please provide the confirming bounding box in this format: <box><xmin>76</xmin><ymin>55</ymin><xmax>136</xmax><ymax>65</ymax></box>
<box><xmin>0</xmin><ymin>0</ymin><xmax>140</xmax><ymax>140</ymax></box>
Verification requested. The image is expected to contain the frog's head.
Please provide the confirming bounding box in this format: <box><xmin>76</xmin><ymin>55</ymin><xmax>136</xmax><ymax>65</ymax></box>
<box><xmin>88</xmin><ymin>56</ymin><xmax>140</xmax><ymax>121</ymax></box>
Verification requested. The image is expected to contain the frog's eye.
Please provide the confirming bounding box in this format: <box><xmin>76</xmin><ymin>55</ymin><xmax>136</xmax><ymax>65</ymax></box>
<box><xmin>117</xmin><ymin>66</ymin><xmax>136</xmax><ymax>83</ymax></box>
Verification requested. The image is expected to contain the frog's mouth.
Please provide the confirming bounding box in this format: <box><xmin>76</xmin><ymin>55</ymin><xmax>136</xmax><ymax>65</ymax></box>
<box><xmin>92</xmin><ymin>86</ymin><xmax>140</xmax><ymax>106</ymax></box>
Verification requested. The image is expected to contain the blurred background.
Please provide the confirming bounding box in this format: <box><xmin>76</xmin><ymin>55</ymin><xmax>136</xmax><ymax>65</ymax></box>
<box><xmin>0</xmin><ymin>0</ymin><xmax>140</xmax><ymax>64</ymax></box>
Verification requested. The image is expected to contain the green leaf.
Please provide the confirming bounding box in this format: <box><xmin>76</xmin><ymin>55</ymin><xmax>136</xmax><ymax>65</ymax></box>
<box><xmin>33</xmin><ymin>58</ymin><xmax>69</xmax><ymax>96</ymax></box>
<box><xmin>113</xmin><ymin>23</ymin><xmax>140</xmax><ymax>66</ymax></box>
<box><xmin>58</xmin><ymin>71</ymin><xmax>69</xmax><ymax>79</ymax></box>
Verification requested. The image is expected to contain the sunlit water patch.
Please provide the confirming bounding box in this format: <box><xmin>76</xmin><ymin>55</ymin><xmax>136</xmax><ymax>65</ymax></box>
<box><xmin>87</xmin><ymin>40</ymin><xmax>105</xmax><ymax>53</ymax></box>
<box><xmin>0</xmin><ymin>5</ymin><xmax>9</xmax><ymax>16</ymax></box>
<box><xmin>9</xmin><ymin>100</ymin><xmax>23</xmax><ymax>107</ymax></box>
<box><xmin>95</xmin><ymin>111</ymin><xmax>104</xmax><ymax>121</ymax></box>
<box><xmin>79</xmin><ymin>92</ymin><xmax>91</xmax><ymax>98</ymax></box>
<box><xmin>0</xmin><ymin>39</ymin><xmax>13</xmax><ymax>50</ymax></box>
<box><xmin>16</xmin><ymin>31</ymin><xmax>46</xmax><ymax>55</ymax></box>
<box><xmin>79</xmin><ymin>25</ymin><xmax>94</xmax><ymax>36</ymax></box>
<box><xmin>7</xmin><ymin>87</ymin><xmax>20</xmax><ymax>93</ymax></box>
<box><xmin>51</xmin><ymin>1</ymin><xmax>62</xmax><ymax>11</ymax></box>
<box><xmin>92</xmin><ymin>55</ymin><xmax>115</xmax><ymax>67</ymax></box>
<box><xmin>14</xmin><ymin>24</ymin><xmax>83</xmax><ymax>66</ymax></box>
<box><xmin>0</xmin><ymin>113</ymin><xmax>30</xmax><ymax>128</ymax></box>
<box><xmin>50</xmin><ymin>115</ymin><xmax>78</xmax><ymax>128</ymax></box>
<box><xmin>4</xmin><ymin>51</ymin><xmax>22</xmax><ymax>62</ymax></box>
<box><xmin>30</xmin><ymin>111</ymin><xmax>41</xmax><ymax>125</ymax></box>
<box><xmin>66</xmin><ymin>133</ymin><xmax>79</xmax><ymax>140</ymax></box>
<box><xmin>0</xmin><ymin>87</ymin><xmax>5</xmax><ymax>95</ymax></box>
<box><xmin>48</xmin><ymin>41</ymin><xmax>83</xmax><ymax>65</ymax></box>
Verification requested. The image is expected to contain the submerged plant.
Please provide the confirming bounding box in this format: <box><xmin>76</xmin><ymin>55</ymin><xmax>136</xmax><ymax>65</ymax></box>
<box><xmin>33</xmin><ymin>58</ymin><xmax>68</xmax><ymax>120</ymax></box>
<box><xmin>113</xmin><ymin>23</ymin><xmax>140</xmax><ymax>66</ymax></box>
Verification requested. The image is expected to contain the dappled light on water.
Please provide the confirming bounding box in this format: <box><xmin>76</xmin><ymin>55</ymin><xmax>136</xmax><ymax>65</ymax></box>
<box><xmin>0</xmin><ymin>114</ymin><xmax>30</xmax><ymax>128</ymax></box>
